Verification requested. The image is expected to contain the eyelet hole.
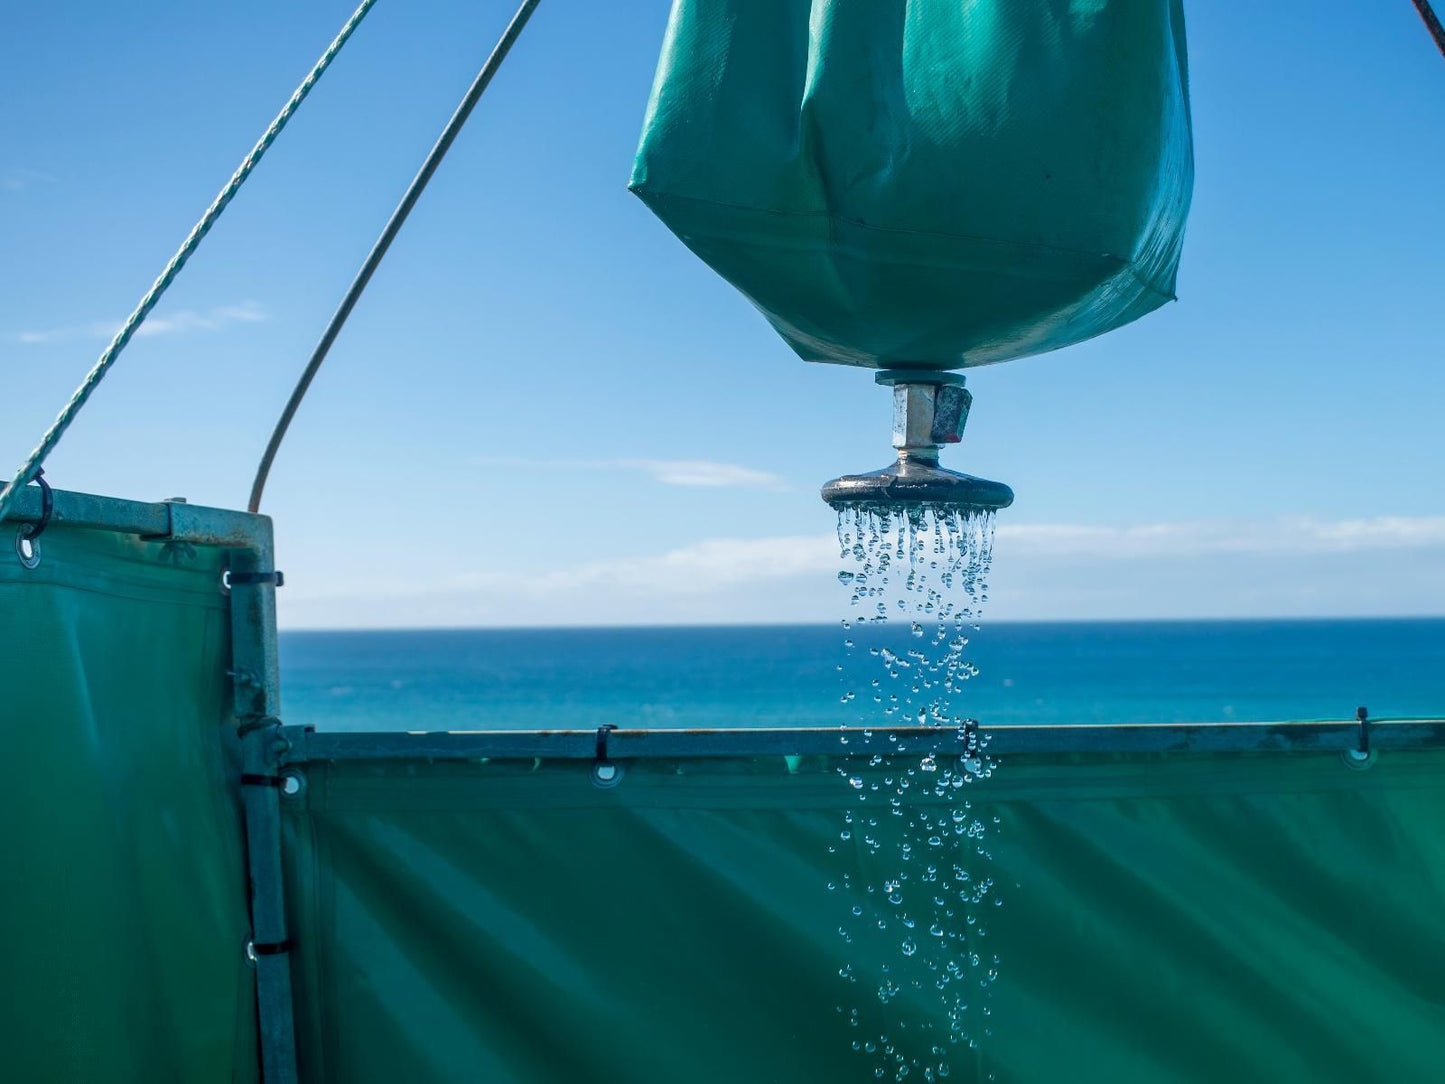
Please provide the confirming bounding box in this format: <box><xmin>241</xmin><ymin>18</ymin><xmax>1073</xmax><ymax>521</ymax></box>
<box><xmin>1343</xmin><ymin>748</ymin><xmax>1376</xmax><ymax>770</ymax></box>
<box><xmin>592</xmin><ymin>762</ymin><xmax>622</xmax><ymax>788</ymax></box>
<box><xmin>15</xmin><ymin>530</ymin><xmax>40</xmax><ymax>569</ymax></box>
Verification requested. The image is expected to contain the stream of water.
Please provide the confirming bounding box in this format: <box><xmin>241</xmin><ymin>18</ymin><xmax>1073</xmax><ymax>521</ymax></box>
<box><xmin>832</xmin><ymin>506</ymin><xmax>1002</xmax><ymax>1082</ymax></box>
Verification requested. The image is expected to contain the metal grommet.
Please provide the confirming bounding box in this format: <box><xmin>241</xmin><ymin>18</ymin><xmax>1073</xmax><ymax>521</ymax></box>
<box><xmin>1343</xmin><ymin>747</ymin><xmax>1377</xmax><ymax>770</ymax></box>
<box><xmin>244</xmin><ymin>940</ymin><xmax>258</xmax><ymax>967</ymax></box>
<box><xmin>14</xmin><ymin>529</ymin><xmax>40</xmax><ymax>570</ymax></box>
<box><xmin>592</xmin><ymin>761</ymin><xmax>623</xmax><ymax>788</ymax></box>
<box><xmin>280</xmin><ymin>772</ymin><xmax>306</xmax><ymax>798</ymax></box>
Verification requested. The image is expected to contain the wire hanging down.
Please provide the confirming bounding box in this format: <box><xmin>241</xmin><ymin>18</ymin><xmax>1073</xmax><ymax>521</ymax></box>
<box><xmin>1414</xmin><ymin>0</ymin><xmax>1445</xmax><ymax>59</ymax></box>
<box><xmin>0</xmin><ymin>0</ymin><xmax>379</xmax><ymax>528</ymax></box>
<box><xmin>247</xmin><ymin>0</ymin><xmax>543</xmax><ymax>514</ymax></box>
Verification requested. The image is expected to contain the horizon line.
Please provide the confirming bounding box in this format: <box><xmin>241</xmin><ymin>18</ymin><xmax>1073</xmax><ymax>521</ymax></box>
<box><xmin>275</xmin><ymin>613</ymin><xmax>1445</xmax><ymax>635</ymax></box>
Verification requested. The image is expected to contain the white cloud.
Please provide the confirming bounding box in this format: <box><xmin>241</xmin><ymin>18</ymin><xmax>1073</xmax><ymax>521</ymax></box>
<box><xmin>493</xmin><ymin>533</ymin><xmax>833</xmax><ymax>594</ymax></box>
<box><xmin>485</xmin><ymin>515</ymin><xmax>1445</xmax><ymax>595</ymax></box>
<box><xmin>1</xmin><ymin>168</ymin><xmax>56</xmax><ymax>192</ymax></box>
<box><xmin>16</xmin><ymin>300</ymin><xmax>266</xmax><ymax>345</ymax></box>
<box><xmin>475</xmin><ymin>456</ymin><xmax>789</xmax><ymax>491</ymax></box>
<box><xmin>997</xmin><ymin>516</ymin><xmax>1445</xmax><ymax>558</ymax></box>
<box><xmin>524</xmin><ymin>515</ymin><xmax>1445</xmax><ymax>595</ymax></box>
<box><xmin>278</xmin><ymin>513</ymin><xmax>1445</xmax><ymax>628</ymax></box>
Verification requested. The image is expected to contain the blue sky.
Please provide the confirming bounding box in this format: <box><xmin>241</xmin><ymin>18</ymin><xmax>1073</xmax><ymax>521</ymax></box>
<box><xmin>3</xmin><ymin>1</ymin><xmax>1443</xmax><ymax>627</ymax></box>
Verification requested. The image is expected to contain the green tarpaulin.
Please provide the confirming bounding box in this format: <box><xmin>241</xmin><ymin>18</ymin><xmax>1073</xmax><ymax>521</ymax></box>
<box><xmin>8</xmin><ymin>516</ymin><xmax>1445</xmax><ymax>1083</ymax></box>
<box><xmin>631</xmin><ymin>0</ymin><xmax>1194</xmax><ymax>369</ymax></box>
<box><xmin>282</xmin><ymin>751</ymin><xmax>1445</xmax><ymax>1083</ymax></box>
<box><xmin>0</xmin><ymin>522</ymin><xmax>257</xmax><ymax>1082</ymax></box>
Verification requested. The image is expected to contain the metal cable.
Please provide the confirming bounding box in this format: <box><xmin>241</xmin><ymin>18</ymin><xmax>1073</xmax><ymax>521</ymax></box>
<box><xmin>1412</xmin><ymin>0</ymin><xmax>1445</xmax><ymax>58</ymax></box>
<box><xmin>247</xmin><ymin>0</ymin><xmax>542</xmax><ymax>514</ymax></box>
<box><xmin>0</xmin><ymin>0</ymin><xmax>379</xmax><ymax>526</ymax></box>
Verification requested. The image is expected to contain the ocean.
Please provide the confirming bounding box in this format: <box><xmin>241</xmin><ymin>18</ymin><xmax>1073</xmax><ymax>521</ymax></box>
<box><xmin>279</xmin><ymin>618</ymin><xmax>1445</xmax><ymax>731</ymax></box>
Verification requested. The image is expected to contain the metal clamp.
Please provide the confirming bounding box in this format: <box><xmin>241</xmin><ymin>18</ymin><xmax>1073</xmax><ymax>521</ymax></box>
<box><xmin>18</xmin><ymin>469</ymin><xmax>52</xmax><ymax>542</ymax></box>
<box><xmin>237</xmin><ymin>714</ymin><xmax>284</xmax><ymax>738</ymax></box>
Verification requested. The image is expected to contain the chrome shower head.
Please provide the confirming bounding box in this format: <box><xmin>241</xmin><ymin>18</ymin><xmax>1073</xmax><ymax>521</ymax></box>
<box><xmin>821</xmin><ymin>371</ymin><xmax>1014</xmax><ymax>512</ymax></box>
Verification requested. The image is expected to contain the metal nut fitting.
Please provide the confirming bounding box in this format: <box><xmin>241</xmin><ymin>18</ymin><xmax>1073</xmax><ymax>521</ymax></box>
<box><xmin>888</xmin><ymin>381</ymin><xmax>972</xmax><ymax>451</ymax></box>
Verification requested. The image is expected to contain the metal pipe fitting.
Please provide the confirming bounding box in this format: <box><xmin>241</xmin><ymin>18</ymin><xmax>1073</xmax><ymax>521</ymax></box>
<box><xmin>821</xmin><ymin>371</ymin><xmax>1013</xmax><ymax>511</ymax></box>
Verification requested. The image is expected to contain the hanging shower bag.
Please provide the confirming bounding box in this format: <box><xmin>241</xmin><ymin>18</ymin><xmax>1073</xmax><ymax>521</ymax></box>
<box><xmin>631</xmin><ymin>0</ymin><xmax>1193</xmax><ymax>369</ymax></box>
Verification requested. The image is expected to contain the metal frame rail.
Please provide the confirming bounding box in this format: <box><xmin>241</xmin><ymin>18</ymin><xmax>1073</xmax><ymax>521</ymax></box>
<box><xmin>281</xmin><ymin>719</ymin><xmax>1445</xmax><ymax>764</ymax></box>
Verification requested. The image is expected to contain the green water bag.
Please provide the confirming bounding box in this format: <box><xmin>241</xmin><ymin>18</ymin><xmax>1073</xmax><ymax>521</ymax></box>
<box><xmin>631</xmin><ymin>0</ymin><xmax>1194</xmax><ymax>370</ymax></box>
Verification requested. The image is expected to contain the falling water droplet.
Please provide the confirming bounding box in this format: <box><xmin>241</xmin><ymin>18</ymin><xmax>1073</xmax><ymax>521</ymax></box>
<box><xmin>832</xmin><ymin>504</ymin><xmax>1003</xmax><ymax>1080</ymax></box>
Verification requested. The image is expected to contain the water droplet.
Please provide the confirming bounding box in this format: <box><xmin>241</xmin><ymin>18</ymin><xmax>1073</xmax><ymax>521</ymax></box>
<box><xmin>831</xmin><ymin>504</ymin><xmax>1001</xmax><ymax>1073</ymax></box>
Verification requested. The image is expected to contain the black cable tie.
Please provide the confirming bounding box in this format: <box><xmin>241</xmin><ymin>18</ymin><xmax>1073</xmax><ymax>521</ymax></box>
<box><xmin>236</xmin><ymin>715</ymin><xmax>282</xmax><ymax>738</ymax></box>
<box><xmin>1356</xmin><ymin>706</ymin><xmax>1370</xmax><ymax>755</ymax></box>
<box><xmin>250</xmin><ymin>939</ymin><xmax>293</xmax><ymax>957</ymax></box>
<box><xmin>240</xmin><ymin>773</ymin><xmax>284</xmax><ymax>788</ymax></box>
<box><xmin>596</xmin><ymin>724</ymin><xmax>618</xmax><ymax>763</ymax></box>
<box><xmin>227</xmin><ymin>570</ymin><xmax>285</xmax><ymax>587</ymax></box>
<box><xmin>19</xmin><ymin>469</ymin><xmax>53</xmax><ymax>543</ymax></box>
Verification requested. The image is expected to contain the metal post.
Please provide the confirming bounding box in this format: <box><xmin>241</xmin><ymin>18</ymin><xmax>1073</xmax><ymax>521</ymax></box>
<box><xmin>228</xmin><ymin>535</ymin><xmax>299</xmax><ymax>1084</ymax></box>
<box><xmin>1412</xmin><ymin>0</ymin><xmax>1445</xmax><ymax>60</ymax></box>
<box><xmin>247</xmin><ymin>0</ymin><xmax>544</xmax><ymax>514</ymax></box>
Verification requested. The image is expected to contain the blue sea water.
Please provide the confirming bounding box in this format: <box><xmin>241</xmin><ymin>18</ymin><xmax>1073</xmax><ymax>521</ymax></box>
<box><xmin>280</xmin><ymin>618</ymin><xmax>1445</xmax><ymax>731</ymax></box>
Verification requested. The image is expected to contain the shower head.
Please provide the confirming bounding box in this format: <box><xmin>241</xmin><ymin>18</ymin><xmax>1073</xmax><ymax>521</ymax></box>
<box><xmin>821</xmin><ymin>371</ymin><xmax>1014</xmax><ymax>512</ymax></box>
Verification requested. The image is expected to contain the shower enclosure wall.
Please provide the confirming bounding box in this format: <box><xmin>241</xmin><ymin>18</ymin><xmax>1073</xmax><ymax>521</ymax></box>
<box><xmin>4</xmin><ymin>487</ymin><xmax>1443</xmax><ymax>1083</ymax></box>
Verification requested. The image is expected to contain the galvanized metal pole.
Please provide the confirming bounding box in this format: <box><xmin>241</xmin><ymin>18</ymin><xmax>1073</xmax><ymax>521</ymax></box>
<box><xmin>228</xmin><ymin>532</ymin><xmax>299</xmax><ymax>1084</ymax></box>
<box><xmin>1412</xmin><ymin>0</ymin><xmax>1445</xmax><ymax>59</ymax></box>
<box><xmin>248</xmin><ymin>0</ymin><xmax>543</xmax><ymax>514</ymax></box>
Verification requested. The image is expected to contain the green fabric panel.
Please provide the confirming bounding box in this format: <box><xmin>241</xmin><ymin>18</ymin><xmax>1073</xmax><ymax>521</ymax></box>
<box><xmin>0</xmin><ymin>522</ymin><xmax>257</xmax><ymax>1083</ymax></box>
<box><xmin>630</xmin><ymin>0</ymin><xmax>1193</xmax><ymax>369</ymax></box>
<box><xmin>282</xmin><ymin>751</ymin><xmax>1445</xmax><ymax>1083</ymax></box>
